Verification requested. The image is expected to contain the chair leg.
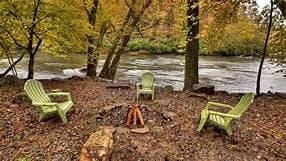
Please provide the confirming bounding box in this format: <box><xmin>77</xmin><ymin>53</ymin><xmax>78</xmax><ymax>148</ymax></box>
<box><xmin>225</xmin><ymin>127</ymin><xmax>233</xmax><ymax>136</ymax></box>
<box><xmin>39</xmin><ymin>113</ymin><xmax>45</xmax><ymax>122</ymax></box>
<box><xmin>58</xmin><ymin>111</ymin><xmax>68</xmax><ymax>123</ymax></box>
<box><xmin>137</xmin><ymin>93</ymin><xmax>139</xmax><ymax>102</ymax></box>
<box><xmin>196</xmin><ymin>109</ymin><xmax>209</xmax><ymax>132</ymax></box>
<box><xmin>151</xmin><ymin>92</ymin><xmax>154</xmax><ymax>101</ymax></box>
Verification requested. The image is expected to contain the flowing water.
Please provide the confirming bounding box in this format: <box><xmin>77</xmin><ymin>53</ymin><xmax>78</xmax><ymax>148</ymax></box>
<box><xmin>0</xmin><ymin>52</ymin><xmax>285</xmax><ymax>93</ymax></box>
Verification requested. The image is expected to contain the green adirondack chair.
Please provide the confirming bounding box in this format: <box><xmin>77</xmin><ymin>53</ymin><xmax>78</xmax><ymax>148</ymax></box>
<box><xmin>24</xmin><ymin>79</ymin><xmax>74</xmax><ymax>123</ymax></box>
<box><xmin>197</xmin><ymin>93</ymin><xmax>254</xmax><ymax>136</ymax></box>
<box><xmin>136</xmin><ymin>72</ymin><xmax>155</xmax><ymax>101</ymax></box>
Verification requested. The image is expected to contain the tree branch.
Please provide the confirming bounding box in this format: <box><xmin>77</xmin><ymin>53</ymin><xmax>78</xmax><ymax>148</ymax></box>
<box><xmin>83</xmin><ymin>0</ymin><xmax>90</xmax><ymax>16</ymax></box>
<box><xmin>5</xmin><ymin>30</ymin><xmax>28</xmax><ymax>50</ymax></box>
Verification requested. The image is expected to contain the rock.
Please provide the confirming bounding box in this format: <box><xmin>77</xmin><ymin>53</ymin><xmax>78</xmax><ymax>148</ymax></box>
<box><xmin>130</xmin><ymin>126</ymin><xmax>150</xmax><ymax>134</ymax></box>
<box><xmin>192</xmin><ymin>84</ymin><xmax>215</xmax><ymax>95</ymax></box>
<box><xmin>164</xmin><ymin>85</ymin><xmax>174</xmax><ymax>92</ymax></box>
<box><xmin>151</xmin><ymin>126</ymin><xmax>164</xmax><ymax>133</ymax></box>
<box><xmin>94</xmin><ymin>77</ymin><xmax>113</xmax><ymax>82</ymax></box>
<box><xmin>162</xmin><ymin>111</ymin><xmax>178</xmax><ymax>121</ymax></box>
<box><xmin>115</xmin><ymin>127</ymin><xmax>129</xmax><ymax>134</ymax></box>
<box><xmin>103</xmin><ymin>105</ymin><xmax>115</xmax><ymax>112</ymax></box>
<box><xmin>114</xmin><ymin>103</ymin><xmax>128</xmax><ymax>108</ymax></box>
<box><xmin>283</xmin><ymin>74</ymin><xmax>286</xmax><ymax>77</ymax></box>
<box><xmin>13</xmin><ymin>92</ymin><xmax>30</xmax><ymax>104</ymax></box>
<box><xmin>0</xmin><ymin>75</ymin><xmax>20</xmax><ymax>86</ymax></box>
<box><xmin>80</xmin><ymin>126</ymin><xmax>115</xmax><ymax>161</ymax></box>
<box><xmin>155</xmin><ymin>86</ymin><xmax>165</xmax><ymax>93</ymax></box>
<box><xmin>79</xmin><ymin>67</ymin><xmax>87</xmax><ymax>73</ymax></box>
<box><xmin>275</xmin><ymin>92</ymin><xmax>286</xmax><ymax>98</ymax></box>
<box><xmin>68</xmin><ymin>75</ymin><xmax>84</xmax><ymax>81</ymax></box>
<box><xmin>51</xmin><ymin>77</ymin><xmax>64</xmax><ymax>82</ymax></box>
<box><xmin>215</xmin><ymin>90</ymin><xmax>229</xmax><ymax>95</ymax></box>
<box><xmin>101</xmin><ymin>103</ymin><xmax>127</xmax><ymax>113</ymax></box>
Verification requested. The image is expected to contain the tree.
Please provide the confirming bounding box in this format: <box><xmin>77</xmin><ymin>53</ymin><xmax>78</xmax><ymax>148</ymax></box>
<box><xmin>183</xmin><ymin>0</ymin><xmax>199</xmax><ymax>90</ymax></box>
<box><xmin>256</xmin><ymin>0</ymin><xmax>274</xmax><ymax>95</ymax></box>
<box><xmin>99</xmin><ymin>0</ymin><xmax>152</xmax><ymax>80</ymax></box>
<box><xmin>84</xmin><ymin>0</ymin><xmax>99</xmax><ymax>77</ymax></box>
<box><xmin>274</xmin><ymin>0</ymin><xmax>286</xmax><ymax>17</ymax></box>
<box><xmin>0</xmin><ymin>0</ymin><xmax>88</xmax><ymax>79</ymax></box>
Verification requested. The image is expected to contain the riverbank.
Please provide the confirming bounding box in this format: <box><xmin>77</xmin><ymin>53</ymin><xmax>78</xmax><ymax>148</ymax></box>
<box><xmin>0</xmin><ymin>78</ymin><xmax>285</xmax><ymax>160</ymax></box>
<box><xmin>127</xmin><ymin>38</ymin><xmax>261</xmax><ymax>56</ymax></box>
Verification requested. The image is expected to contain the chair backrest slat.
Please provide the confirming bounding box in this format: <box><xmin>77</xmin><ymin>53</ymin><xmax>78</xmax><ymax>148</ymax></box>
<box><xmin>141</xmin><ymin>72</ymin><xmax>154</xmax><ymax>89</ymax></box>
<box><xmin>228</xmin><ymin>93</ymin><xmax>254</xmax><ymax>115</ymax></box>
<box><xmin>24</xmin><ymin>79</ymin><xmax>51</xmax><ymax>103</ymax></box>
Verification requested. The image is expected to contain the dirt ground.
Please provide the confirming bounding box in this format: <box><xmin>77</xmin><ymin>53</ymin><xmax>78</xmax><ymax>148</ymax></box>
<box><xmin>0</xmin><ymin>78</ymin><xmax>285</xmax><ymax>161</ymax></box>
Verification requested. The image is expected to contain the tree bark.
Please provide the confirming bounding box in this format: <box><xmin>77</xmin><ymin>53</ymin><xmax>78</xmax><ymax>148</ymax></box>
<box><xmin>27</xmin><ymin>53</ymin><xmax>35</xmax><ymax>79</ymax></box>
<box><xmin>275</xmin><ymin>0</ymin><xmax>286</xmax><ymax>17</ymax></box>
<box><xmin>183</xmin><ymin>0</ymin><xmax>199</xmax><ymax>91</ymax></box>
<box><xmin>0</xmin><ymin>53</ymin><xmax>26</xmax><ymax>78</ymax></box>
<box><xmin>26</xmin><ymin>0</ymin><xmax>42</xmax><ymax>79</ymax></box>
<box><xmin>99</xmin><ymin>0</ymin><xmax>152</xmax><ymax>80</ymax></box>
<box><xmin>256</xmin><ymin>0</ymin><xmax>274</xmax><ymax>95</ymax></box>
<box><xmin>86</xmin><ymin>0</ymin><xmax>99</xmax><ymax>77</ymax></box>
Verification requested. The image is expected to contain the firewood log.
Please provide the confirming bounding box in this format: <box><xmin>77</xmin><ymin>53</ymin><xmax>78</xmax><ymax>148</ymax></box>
<box><xmin>126</xmin><ymin>107</ymin><xmax>133</xmax><ymax>126</ymax></box>
<box><xmin>136</xmin><ymin>108</ymin><xmax>144</xmax><ymax>126</ymax></box>
<box><xmin>133</xmin><ymin>107</ymin><xmax>137</xmax><ymax>125</ymax></box>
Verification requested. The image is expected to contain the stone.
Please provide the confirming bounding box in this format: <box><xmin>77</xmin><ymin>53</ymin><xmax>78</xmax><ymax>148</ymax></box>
<box><xmin>115</xmin><ymin>127</ymin><xmax>129</xmax><ymax>134</ymax></box>
<box><xmin>0</xmin><ymin>75</ymin><xmax>20</xmax><ymax>86</ymax></box>
<box><xmin>80</xmin><ymin>126</ymin><xmax>115</xmax><ymax>161</ymax></box>
<box><xmin>151</xmin><ymin>126</ymin><xmax>164</xmax><ymax>133</ymax></box>
<box><xmin>13</xmin><ymin>92</ymin><xmax>30</xmax><ymax>104</ymax></box>
<box><xmin>191</xmin><ymin>84</ymin><xmax>215</xmax><ymax>95</ymax></box>
<box><xmin>103</xmin><ymin>105</ymin><xmax>115</xmax><ymax>112</ymax></box>
<box><xmin>130</xmin><ymin>126</ymin><xmax>150</xmax><ymax>134</ymax></box>
<box><xmin>283</xmin><ymin>75</ymin><xmax>286</xmax><ymax>77</ymax></box>
<box><xmin>164</xmin><ymin>85</ymin><xmax>174</xmax><ymax>92</ymax></box>
<box><xmin>155</xmin><ymin>86</ymin><xmax>165</xmax><ymax>93</ymax></box>
<box><xmin>275</xmin><ymin>92</ymin><xmax>286</xmax><ymax>98</ymax></box>
<box><xmin>79</xmin><ymin>67</ymin><xmax>87</xmax><ymax>73</ymax></box>
<box><xmin>162</xmin><ymin>111</ymin><xmax>178</xmax><ymax>121</ymax></box>
<box><xmin>68</xmin><ymin>75</ymin><xmax>84</xmax><ymax>81</ymax></box>
<box><xmin>51</xmin><ymin>77</ymin><xmax>64</xmax><ymax>82</ymax></box>
<box><xmin>114</xmin><ymin>103</ymin><xmax>128</xmax><ymax>108</ymax></box>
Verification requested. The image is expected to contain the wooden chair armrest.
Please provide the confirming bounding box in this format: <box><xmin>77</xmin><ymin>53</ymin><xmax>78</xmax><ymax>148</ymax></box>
<box><xmin>47</xmin><ymin>92</ymin><xmax>72</xmax><ymax>101</ymax></box>
<box><xmin>32</xmin><ymin>102</ymin><xmax>57</xmax><ymax>106</ymax></box>
<box><xmin>136</xmin><ymin>82</ymin><xmax>142</xmax><ymax>89</ymax></box>
<box><xmin>207</xmin><ymin>102</ymin><xmax>234</xmax><ymax>109</ymax></box>
<box><xmin>209</xmin><ymin>111</ymin><xmax>241</xmax><ymax>119</ymax></box>
<box><xmin>51</xmin><ymin>89</ymin><xmax>62</xmax><ymax>92</ymax></box>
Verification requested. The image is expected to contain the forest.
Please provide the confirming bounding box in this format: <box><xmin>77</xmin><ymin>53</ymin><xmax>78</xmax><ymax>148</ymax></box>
<box><xmin>0</xmin><ymin>0</ymin><xmax>285</xmax><ymax>160</ymax></box>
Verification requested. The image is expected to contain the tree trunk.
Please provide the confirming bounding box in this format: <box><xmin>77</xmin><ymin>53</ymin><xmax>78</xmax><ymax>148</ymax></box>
<box><xmin>86</xmin><ymin>0</ymin><xmax>99</xmax><ymax>77</ymax></box>
<box><xmin>103</xmin><ymin>35</ymin><xmax>131</xmax><ymax>79</ymax></box>
<box><xmin>256</xmin><ymin>0</ymin><xmax>274</xmax><ymax>95</ymax></box>
<box><xmin>27</xmin><ymin>53</ymin><xmax>35</xmax><ymax>79</ymax></box>
<box><xmin>99</xmin><ymin>0</ymin><xmax>152</xmax><ymax>80</ymax></box>
<box><xmin>0</xmin><ymin>53</ymin><xmax>26</xmax><ymax>78</ymax></box>
<box><xmin>86</xmin><ymin>37</ymin><xmax>97</xmax><ymax>77</ymax></box>
<box><xmin>183</xmin><ymin>0</ymin><xmax>199</xmax><ymax>91</ymax></box>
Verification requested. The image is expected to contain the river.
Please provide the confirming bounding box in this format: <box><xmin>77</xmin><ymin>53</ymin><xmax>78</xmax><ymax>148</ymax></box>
<box><xmin>0</xmin><ymin>52</ymin><xmax>285</xmax><ymax>93</ymax></box>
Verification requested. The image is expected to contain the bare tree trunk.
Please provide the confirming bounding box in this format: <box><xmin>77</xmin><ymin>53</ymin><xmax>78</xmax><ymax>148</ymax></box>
<box><xmin>104</xmin><ymin>35</ymin><xmax>131</xmax><ymax>79</ymax></box>
<box><xmin>26</xmin><ymin>0</ymin><xmax>42</xmax><ymax>79</ymax></box>
<box><xmin>183</xmin><ymin>0</ymin><xmax>199</xmax><ymax>91</ymax></box>
<box><xmin>99</xmin><ymin>0</ymin><xmax>152</xmax><ymax>80</ymax></box>
<box><xmin>256</xmin><ymin>0</ymin><xmax>274</xmax><ymax>95</ymax></box>
<box><xmin>86</xmin><ymin>0</ymin><xmax>99</xmax><ymax>77</ymax></box>
<box><xmin>27</xmin><ymin>53</ymin><xmax>35</xmax><ymax>79</ymax></box>
<box><xmin>0</xmin><ymin>53</ymin><xmax>26</xmax><ymax>78</ymax></box>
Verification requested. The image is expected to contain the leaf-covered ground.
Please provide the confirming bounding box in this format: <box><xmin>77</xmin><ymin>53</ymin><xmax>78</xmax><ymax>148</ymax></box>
<box><xmin>0</xmin><ymin>79</ymin><xmax>285</xmax><ymax>161</ymax></box>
